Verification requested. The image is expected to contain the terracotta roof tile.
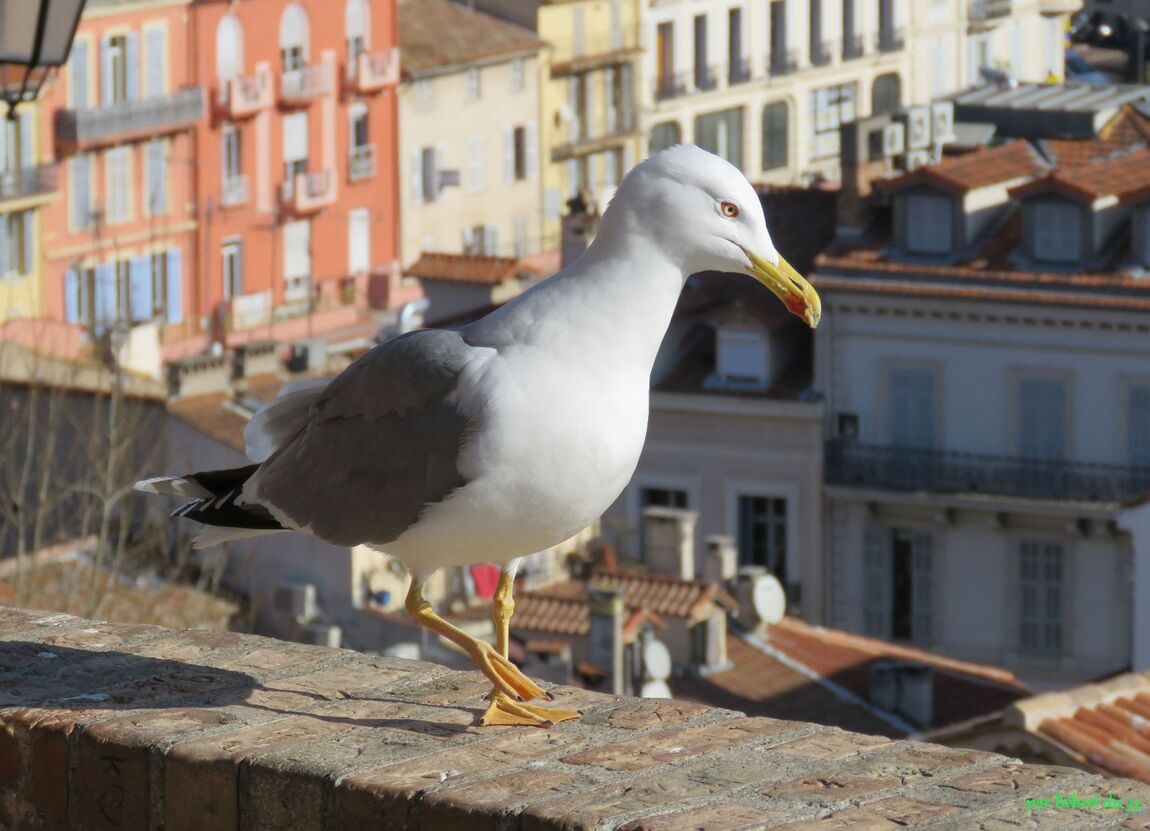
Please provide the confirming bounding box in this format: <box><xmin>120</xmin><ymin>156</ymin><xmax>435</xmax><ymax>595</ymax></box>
<box><xmin>405</xmin><ymin>252</ymin><xmax>525</xmax><ymax>285</ymax></box>
<box><xmin>588</xmin><ymin>570</ymin><xmax>738</xmax><ymax>620</ymax></box>
<box><xmin>168</xmin><ymin>391</ymin><xmax>249</xmax><ymax>454</ymax></box>
<box><xmin>1010</xmin><ymin>147</ymin><xmax>1150</xmax><ymax>202</ymax></box>
<box><xmin>399</xmin><ymin>0</ymin><xmax>543</xmax><ymax>76</ymax></box>
<box><xmin>1099</xmin><ymin>103</ymin><xmax>1150</xmax><ymax>146</ymax></box>
<box><xmin>875</xmin><ymin>141</ymin><xmax>1048</xmax><ymax>196</ymax></box>
<box><xmin>1040</xmin><ymin>138</ymin><xmax>1128</xmax><ymax>168</ymax></box>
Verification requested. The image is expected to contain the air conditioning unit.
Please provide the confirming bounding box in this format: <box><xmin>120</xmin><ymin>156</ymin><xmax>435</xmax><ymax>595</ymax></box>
<box><xmin>273</xmin><ymin>583</ymin><xmax>318</xmax><ymax>621</ymax></box>
<box><xmin>896</xmin><ymin>107</ymin><xmax>931</xmax><ymax>150</ymax></box>
<box><xmin>882</xmin><ymin>123</ymin><xmax>905</xmax><ymax>157</ymax></box>
<box><xmin>904</xmin><ymin>149</ymin><xmax>931</xmax><ymax>171</ymax></box>
<box><xmin>931</xmin><ymin>101</ymin><xmax>955</xmax><ymax>144</ymax></box>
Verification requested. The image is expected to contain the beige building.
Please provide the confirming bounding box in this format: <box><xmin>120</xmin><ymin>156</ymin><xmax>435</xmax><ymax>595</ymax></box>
<box><xmin>398</xmin><ymin>0</ymin><xmax>546</xmax><ymax>265</ymax></box>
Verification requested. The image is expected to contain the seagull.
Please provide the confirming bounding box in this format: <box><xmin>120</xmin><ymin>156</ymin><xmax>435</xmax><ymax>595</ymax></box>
<box><xmin>136</xmin><ymin>145</ymin><xmax>821</xmax><ymax>727</ymax></box>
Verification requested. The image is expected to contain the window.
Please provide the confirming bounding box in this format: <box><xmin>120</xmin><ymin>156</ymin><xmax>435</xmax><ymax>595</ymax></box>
<box><xmin>70</xmin><ymin>155</ymin><xmax>93</xmax><ymax>229</ymax></box>
<box><xmin>222</xmin><ymin>239</ymin><xmax>243</xmax><ymax>299</ymax></box>
<box><xmin>464</xmin><ymin>224</ymin><xmax>498</xmax><ymax>256</ymax></box>
<box><xmin>0</xmin><ymin>211</ymin><xmax>33</xmax><ymax>279</ymax></box>
<box><xmin>514</xmin><ymin>213</ymin><xmax>528</xmax><ymax>257</ymax></box>
<box><xmin>144</xmin><ymin>27</ymin><xmax>166</xmax><ymax>97</ymax></box>
<box><xmin>572</xmin><ymin>6</ymin><xmax>586</xmax><ymax>55</ymax></box>
<box><xmin>905</xmin><ymin>194</ymin><xmax>953</xmax><ymax>254</ymax></box>
<box><xmin>466</xmin><ymin>136</ymin><xmax>484</xmax><ymax>193</ymax></box>
<box><xmin>101</xmin><ymin>34</ymin><xmax>135</xmax><ymax>105</ymax></box>
<box><xmin>216</xmin><ymin>15</ymin><xmax>243</xmax><ymax>86</ymax></box>
<box><xmin>1032</xmin><ymin>202</ymin><xmax>1080</xmax><ymax>263</ymax></box>
<box><xmin>656</xmin><ymin>22</ymin><xmax>675</xmax><ymax>86</ymax></box>
<box><xmin>694</xmin><ymin>107</ymin><xmax>744</xmax><ymax>169</ymax></box>
<box><xmin>348</xmin><ymin>208</ymin><xmax>370</xmax><ymax>273</ymax></box>
<box><xmin>811</xmin><ymin>82</ymin><xmax>856</xmax><ymax>159</ymax></box>
<box><xmin>128</xmin><ymin>255</ymin><xmax>153</xmax><ymax>321</ymax></box>
<box><xmin>145</xmin><ymin>139</ymin><xmax>167</xmax><ymax>215</ymax></box>
<box><xmin>769</xmin><ymin>0</ymin><xmax>787</xmax><ymax>70</ymax></box>
<box><xmin>872</xmin><ymin>73</ymin><xmax>901</xmax><ymax>115</ymax></box>
<box><xmin>1131</xmin><ymin>385</ymin><xmax>1150</xmax><ymax>468</ymax></box>
<box><xmin>418</xmin><ymin>146</ymin><xmax>438</xmax><ymax>203</ymax></box>
<box><xmin>345</xmin><ymin>0</ymin><xmax>369</xmax><ymax>73</ymax></box>
<box><xmin>512</xmin><ymin>126</ymin><xmax>527</xmax><ymax>181</ymax></box>
<box><xmin>283</xmin><ymin>219</ymin><xmax>311</xmax><ymax>300</ymax></box>
<box><xmin>222</xmin><ymin>125</ymin><xmax>242</xmax><ymax>179</ymax></box>
<box><xmin>862</xmin><ymin>524</ymin><xmax>933</xmax><ymax>643</ymax></box>
<box><xmin>693</xmin><ymin>15</ymin><xmax>711</xmax><ymax>91</ymax></box>
<box><xmin>728</xmin><ymin>8</ymin><xmax>745</xmax><ymax>82</ymax></box>
<box><xmin>105</xmin><ymin>146</ymin><xmax>132</xmax><ymax>223</ymax></box>
<box><xmin>282</xmin><ymin>111</ymin><xmax>308</xmax><ymax>184</ymax></box>
<box><xmin>69</xmin><ymin>38</ymin><xmax>89</xmax><ymax>109</ymax></box>
<box><xmin>509</xmin><ymin>58</ymin><xmax>525</xmax><ymax>93</ymax></box>
<box><xmin>650</xmin><ymin>121</ymin><xmax>681</xmax><ymax>155</ymax></box>
<box><xmin>1018</xmin><ymin>377</ymin><xmax>1066</xmax><ymax>462</ymax></box>
<box><xmin>641</xmin><ymin>487</ymin><xmax>688</xmax><ymax>510</ymax></box>
<box><xmin>464</xmin><ymin>67</ymin><xmax>481</xmax><ymax>102</ymax></box>
<box><xmin>415</xmin><ymin>79</ymin><xmax>433</xmax><ymax>110</ymax></box>
<box><xmin>279</xmin><ymin>3</ymin><xmax>309</xmax><ymax>71</ymax></box>
<box><xmin>809</xmin><ymin>0</ymin><xmax>823</xmax><ymax>64</ymax></box>
<box><xmin>350</xmin><ymin>104</ymin><xmax>369</xmax><ymax>149</ymax></box>
<box><xmin>1019</xmin><ymin>542</ymin><xmax>1063</xmax><ymax>654</ymax></box>
<box><xmin>888</xmin><ymin>367</ymin><xmax>936</xmax><ymax>449</ymax></box>
<box><xmin>737</xmin><ymin>496</ymin><xmax>787</xmax><ymax>579</ymax></box>
<box><xmin>717</xmin><ymin>327</ymin><xmax>767</xmax><ymax>386</ymax></box>
<box><xmin>761</xmin><ymin>101</ymin><xmax>788</xmax><ymax>171</ymax></box>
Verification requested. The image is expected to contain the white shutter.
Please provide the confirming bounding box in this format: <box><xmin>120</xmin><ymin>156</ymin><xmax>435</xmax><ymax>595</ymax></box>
<box><xmin>434</xmin><ymin>143</ymin><xmax>445</xmax><ymax>195</ymax></box>
<box><xmin>905</xmin><ymin>194</ymin><xmax>952</xmax><ymax>253</ymax></box>
<box><xmin>484</xmin><ymin>225</ymin><xmax>499</xmax><ymax>256</ymax></box>
<box><xmin>101</xmin><ymin>36</ymin><xmax>114</xmax><ymax>105</ymax></box>
<box><xmin>126</xmin><ymin>32</ymin><xmax>140</xmax><ymax>100</ymax></box>
<box><xmin>70</xmin><ymin>39</ymin><xmax>89</xmax><ymax>109</ymax></box>
<box><xmin>282</xmin><ymin>112</ymin><xmax>309</xmax><ymax>162</ymax></box>
<box><xmin>145</xmin><ymin>28</ymin><xmax>165</xmax><ymax>96</ymax></box>
<box><xmin>146</xmin><ymin>140</ymin><xmax>166</xmax><ymax>214</ymax></box>
<box><xmin>19</xmin><ymin>112</ymin><xmax>33</xmax><ymax>169</ymax></box>
<box><xmin>348</xmin><ymin>208</ymin><xmax>370</xmax><ymax>273</ymax></box>
<box><xmin>283</xmin><ymin>219</ymin><xmax>311</xmax><ymax>280</ymax></box>
<box><xmin>503</xmin><ymin>127</ymin><xmax>514</xmax><ymax>184</ymax></box>
<box><xmin>514</xmin><ymin>213</ymin><xmax>527</xmax><ymax>257</ymax></box>
<box><xmin>410</xmin><ymin>151</ymin><xmax>423</xmax><ymax>206</ymax></box>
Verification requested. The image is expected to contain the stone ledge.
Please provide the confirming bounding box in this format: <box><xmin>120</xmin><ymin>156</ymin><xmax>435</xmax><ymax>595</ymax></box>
<box><xmin>0</xmin><ymin>607</ymin><xmax>1145</xmax><ymax>830</ymax></box>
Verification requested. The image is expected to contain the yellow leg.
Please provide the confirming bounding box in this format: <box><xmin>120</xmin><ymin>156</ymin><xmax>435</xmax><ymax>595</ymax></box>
<box><xmin>480</xmin><ymin>569</ymin><xmax>581</xmax><ymax>727</ymax></box>
<box><xmin>405</xmin><ymin>578</ymin><xmax>547</xmax><ymax>703</ymax></box>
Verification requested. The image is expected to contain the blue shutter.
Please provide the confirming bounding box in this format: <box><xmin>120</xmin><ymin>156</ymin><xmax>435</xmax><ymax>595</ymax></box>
<box><xmin>145</xmin><ymin>28</ymin><xmax>164</xmax><ymax>97</ymax></box>
<box><xmin>146</xmin><ymin>140</ymin><xmax>166</xmax><ymax>213</ymax></box>
<box><xmin>65</xmin><ymin>270</ymin><xmax>80</xmax><ymax>323</ymax></box>
<box><xmin>101</xmin><ymin>37</ymin><xmax>114</xmax><ymax>105</ymax></box>
<box><xmin>129</xmin><ymin>256</ymin><xmax>153</xmax><ymax>321</ymax></box>
<box><xmin>126</xmin><ymin>32</ymin><xmax>140</xmax><ymax>100</ymax></box>
<box><xmin>94</xmin><ymin>263</ymin><xmax>116</xmax><ymax>329</ymax></box>
<box><xmin>166</xmin><ymin>248</ymin><xmax>183</xmax><ymax>323</ymax></box>
<box><xmin>70</xmin><ymin>39</ymin><xmax>89</xmax><ymax>109</ymax></box>
<box><xmin>19</xmin><ymin>112</ymin><xmax>33</xmax><ymax>170</ymax></box>
<box><xmin>20</xmin><ymin>211</ymin><xmax>33</xmax><ymax>274</ymax></box>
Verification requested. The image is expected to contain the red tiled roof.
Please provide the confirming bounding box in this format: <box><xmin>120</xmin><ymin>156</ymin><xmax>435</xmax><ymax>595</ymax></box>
<box><xmin>874</xmin><ymin>141</ymin><xmax>1048</xmax><ymax>196</ymax></box>
<box><xmin>399</xmin><ymin>0</ymin><xmax>543</xmax><ymax>76</ymax></box>
<box><xmin>1098</xmin><ymin>104</ymin><xmax>1150</xmax><ymax>146</ymax></box>
<box><xmin>1016</xmin><ymin>672</ymin><xmax>1150</xmax><ymax>785</ymax></box>
<box><xmin>1010</xmin><ymin>147</ymin><xmax>1150</xmax><ymax>202</ymax></box>
<box><xmin>590</xmin><ymin>570</ymin><xmax>738</xmax><ymax>620</ymax></box>
<box><xmin>1041</xmin><ymin>138</ymin><xmax>1127</xmax><ymax>168</ymax></box>
<box><xmin>405</xmin><ymin>252</ymin><xmax>525</xmax><ymax>285</ymax></box>
<box><xmin>510</xmin><ymin>592</ymin><xmax>663</xmax><ymax>642</ymax></box>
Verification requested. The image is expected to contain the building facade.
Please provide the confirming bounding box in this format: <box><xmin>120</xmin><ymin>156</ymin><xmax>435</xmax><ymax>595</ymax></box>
<box><xmin>397</xmin><ymin>0</ymin><xmax>545</xmax><ymax>266</ymax></box>
<box><xmin>0</xmin><ymin>99</ymin><xmax>54</xmax><ymax>323</ymax></box>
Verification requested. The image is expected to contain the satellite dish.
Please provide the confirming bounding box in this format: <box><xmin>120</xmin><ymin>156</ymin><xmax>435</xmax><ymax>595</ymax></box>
<box><xmin>640</xmin><ymin>680</ymin><xmax>672</xmax><ymax>699</ymax></box>
<box><xmin>642</xmin><ymin>638</ymin><xmax>672</xmax><ymax>681</ymax></box>
<box><xmin>752</xmin><ymin>574</ymin><xmax>786</xmax><ymax>625</ymax></box>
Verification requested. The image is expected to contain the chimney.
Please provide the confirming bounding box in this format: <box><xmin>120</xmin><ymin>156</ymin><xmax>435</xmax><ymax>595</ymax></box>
<box><xmin>561</xmin><ymin>192</ymin><xmax>599</xmax><ymax>267</ymax></box>
<box><xmin>588</xmin><ymin>586</ymin><xmax>625</xmax><ymax>696</ymax></box>
<box><xmin>837</xmin><ymin>117</ymin><xmax>894</xmax><ymax>237</ymax></box>
<box><xmin>642</xmin><ymin>506</ymin><xmax>698</xmax><ymax>580</ymax></box>
<box><xmin>703</xmin><ymin>535</ymin><xmax>737</xmax><ymax>585</ymax></box>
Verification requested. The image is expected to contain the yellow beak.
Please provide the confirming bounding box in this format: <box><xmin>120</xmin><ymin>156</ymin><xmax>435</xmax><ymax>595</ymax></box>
<box><xmin>744</xmin><ymin>248</ymin><xmax>821</xmax><ymax>329</ymax></box>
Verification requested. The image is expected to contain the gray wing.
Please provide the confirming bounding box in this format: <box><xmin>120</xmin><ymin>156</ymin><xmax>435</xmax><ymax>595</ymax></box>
<box><xmin>250</xmin><ymin>328</ymin><xmax>480</xmax><ymax>547</ymax></box>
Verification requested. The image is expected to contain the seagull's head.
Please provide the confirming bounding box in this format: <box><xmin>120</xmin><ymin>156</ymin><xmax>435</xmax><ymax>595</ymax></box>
<box><xmin>607</xmin><ymin>144</ymin><xmax>820</xmax><ymax>328</ymax></box>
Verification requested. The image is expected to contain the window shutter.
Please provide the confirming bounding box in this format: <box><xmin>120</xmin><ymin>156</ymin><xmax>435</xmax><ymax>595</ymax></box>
<box><xmin>282</xmin><ymin>112</ymin><xmax>309</xmax><ymax>162</ymax></box>
<box><xmin>94</xmin><ymin>262</ymin><xmax>117</xmax><ymax>329</ymax></box>
<box><xmin>862</xmin><ymin>523</ymin><xmax>889</xmax><ymax>637</ymax></box>
<box><xmin>503</xmin><ymin>128</ymin><xmax>514</xmax><ymax>184</ymax></box>
<box><xmin>604</xmin><ymin>67</ymin><xmax>617</xmax><ymax>133</ymax></box>
<box><xmin>1131</xmin><ymin>385</ymin><xmax>1150</xmax><ymax>467</ymax></box>
<box><xmin>101</xmin><ymin>37</ymin><xmax>114</xmax><ymax>105</ymax></box>
<box><xmin>19</xmin><ymin>112</ymin><xmax>33</xmax><ymax>170</ymax></box>
<box><xmin>283</xmin><ymin>220</ymin><xmax>311</xmax><ymax>280</ymax></box>
<box><xmin>145</xmin><ymin>28</ymin><xmax>165</xmax><ymax>96</ymax></box>
<box><xmin>410</xmin><ymin>151</ymin><xmax>423</xmax><ymax>206</ymax></box>
<box><xmin>65</xmin><ymin>269</ymin><xmax>80</xmax><ymax>323</ymax></box>
<box><xmin>434</xmin><ymin>143</ymin><xmax>445</xmax><ymax>194</ymax></box>
<box><xmin>889</xmin><ymin>368</ymin><xmax>936</xmax><ymax>449</ymax></box>
<box><xmin>906</xmin><ymin>194</ymin><xmax>953</xmax><ymax>253</ymax></box>
<box><xmin>20</xmin><ymin>211</ymin><xmax>33</xmax><ymax>273</ymax></box>
<box><xmin>911</xmin><ymin>532</ymin><xmax>933</xmax><ymax>644</ymax></box>
<box><xmin>526</xmin><ymin>121</ymin><xmax>538</xmax><ymax>180</ymax></box>
<box><xmin>146</xmin><ymin>141</ymin><xmax>165</xmax><ymax>214</ymax></box>
<box><xmin>1033</xmin><ymin>202</ymin><xmax>1080</xmax><ymax>262</ymax></box>
<box><xmin>348</xmin><ymin>208</ymin><xmax>370</xmax><ymax>273</ymax></box>
<box><xmin>126</xmin><ymin>32</ymin><xmax>140</xmax><ymax>100</ymax></box>
<box><xmin>166</xmin><ymin>248</ymin><xmax>183</xmax><ymax>323</ymax></box>
<box><xmin>71</xmin><ymin>39</ymin><xmax>89</xmax><ymax>109</ymax></box>
<box><xmin>129</xmin><ymin>256</ymin><xmax>153</xmax><ymax>321</ymax></box>
<box><xmin>71</xmin><ymin>156</ymin><xmax>90</xmax><ymax>228</ymax></box>
<box><xmin>484</xmin><ymin>225</ymin><xmax>499</xmax><ymax>256</ymax></box>
<box><xmin>1018</xmin><ymin>378</ymin><xmax>1065</xmax><ymax>462</ymax></box>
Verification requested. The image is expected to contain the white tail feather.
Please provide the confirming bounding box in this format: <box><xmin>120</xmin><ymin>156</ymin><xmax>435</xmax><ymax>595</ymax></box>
<box><xmin>134</xmin><ymin>476</ymin><xmax>213</xmax><ymax>499</ymax></box>
<box><xmin>192</xmin><ymin>526</ymin><xmax>287</xmax><ymax>549</ymax></box>
<box><xmin>243</xmin><ymin>377</ymin><xmax>332</xmax><ymax>462</ymax></box>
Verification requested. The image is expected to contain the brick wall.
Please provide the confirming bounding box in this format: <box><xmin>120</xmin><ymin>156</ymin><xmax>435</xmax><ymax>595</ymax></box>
<box><xmin>0</xmin><ymin>606</ymin><xmax>1146</xmax><ymax>830</ymax></box>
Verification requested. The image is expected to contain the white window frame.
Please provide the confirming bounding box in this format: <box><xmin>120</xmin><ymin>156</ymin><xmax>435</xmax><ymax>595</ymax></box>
<box><xmin>509</xmin><ymin>57</ymin><xmax>525</xmax><ymax>93</ymax></box>
<box><xmin>222</xmin><ymin>238</ymin><xmax>243</xmax><ymax>299</ymax></box>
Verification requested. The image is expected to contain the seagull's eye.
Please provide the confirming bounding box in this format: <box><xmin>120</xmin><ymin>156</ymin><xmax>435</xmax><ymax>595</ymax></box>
<box><xmin>720</xmin><ymin>201</ymin><xmax>740</xmax><ymax>218</ymax></box>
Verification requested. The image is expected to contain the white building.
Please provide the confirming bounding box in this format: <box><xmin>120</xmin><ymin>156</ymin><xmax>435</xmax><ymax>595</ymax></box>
<box><xmin>638</xmin><ymin>0</ymin><xmax>1073</xmax><ymax>184</ymax></box>
<box><xmin>814</xmin><ymin>134</ymin><xmax>1150</xmax><ymax>687</ymax></box>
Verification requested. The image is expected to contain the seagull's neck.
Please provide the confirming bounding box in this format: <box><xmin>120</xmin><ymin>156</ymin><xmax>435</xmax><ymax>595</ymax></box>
<box><xmin>467</xmin><ymin>229</ymin><xmax>686</xmax><ymax>375</ymax></box>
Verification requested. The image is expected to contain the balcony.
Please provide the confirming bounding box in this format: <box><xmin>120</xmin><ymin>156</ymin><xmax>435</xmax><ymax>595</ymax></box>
<box><xmin>221</xmin><ymin>69</ymin><xmax>272</xmax><ymax>119</ymax></box>
<box><xmin>346</xmin><ymin>48</ymin><xmax>399</xmax><ymax>94</ymax></box>
<box><xmin>811</xmin><ymin>40</ymin><xmax>834</xmax><ymax>67</ymax></box>
<box><xmin>653</xmin><ymin>71</ymin><xmax>689</xmax><ymax>101</ymax></box>
<box><xmin>0</xmin><ymin>163</ymin><xmax>56</xmax><ymax>208</ymax></box>
<box><xmin>768</xmin><ymin>49</ymin><xmax>800</xmax><ymax>76</ymax></box>
<box><xmin>727</xmin><ymin>57</ymin><xmax>752</xmax><ymax>85</ymax></box>
<box><xmin>876</xmin><ymin>26</ymin><xmax>906</xmax><ymax>53</ymax></box>
<box><xmin>549</xmin><ymin>36</ymin><xmax>641</xmax><ymax>77</ymax></box>
<box><xmin>279</xmin><ymin>64</ymin><xmax>331</xmax><ymax>106</ymax></box>
<box><xmin>969</xmin><ymin>0</ymin><xmax>1012</xmax><ymax>26</ymax></box>
<box><xmin>220</xmin><ymin>173</ymin><xmax>249</xmax><ymax>207</ymax></box>
<box><xmin>280</xmin><ymin>169</ymin><xmax>335</xmax><ymax>214</ymax></box>
<box><xmin>693</xmin><ymin>65</ymin><xmax>718</xmax><ymax>92</ymax></box>
<box><xmin>348</xmin><ymin>143</ymin><xmax>376</xmax><ymax>182</ymax></box>
<box><xmin>825</xmin><ymin>440</ymin><xmax>1150</xmax><ymax>505</ymax></box>
<box><xmin>550</xmin><ymin>120</ymin><xmax>641</xmax><ymax>163</ymax></box>
<box><xmin>843</xmin><ymin>33</ymin><xmax>865</xmax><ymax>60</ymax></box>
<box><xmin>54</xmin><ymin>87</ymin><xmax>205</xmax><ymax>153</ymax></box>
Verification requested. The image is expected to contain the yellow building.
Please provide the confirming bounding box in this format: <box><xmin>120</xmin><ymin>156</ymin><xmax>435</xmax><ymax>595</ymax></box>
<box><xmin>473</xmin><ymin>0</ymin><xmax>643</xmax><ymax>248</ymax></box>
<box><xmin>0</xmin><ymin>100</ymin><xmax>54</xmax><ymax>322</ymax></box>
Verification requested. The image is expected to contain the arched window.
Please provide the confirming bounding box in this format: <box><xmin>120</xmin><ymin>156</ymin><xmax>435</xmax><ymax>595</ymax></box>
<box><xmin>649</xmin><ymin>121</ymin><xmax>681</xmax><ymax>154</ymax></box>
<box><xmin>216</xmin><ymin>15</ymin><xmax>244</xmax><ymax>86</ymax></box>
<box><xmin>279</xmin><ymin>3</ymin><xmax>310</xmax><ymax>71</ymax></box>
<box><xmin>761</xmin><ymin>101</ymin><xmax>788</xmax><ymax>171</ymax></box>
<box><xmin>872</xmin><ymin>73</ymin><xmax>901</xmax><ymax>115</ymax></box>
<box><xmin>346</xmin><ymin>0</ymin><xmax>370</xmax><ymax>69</ymax></box>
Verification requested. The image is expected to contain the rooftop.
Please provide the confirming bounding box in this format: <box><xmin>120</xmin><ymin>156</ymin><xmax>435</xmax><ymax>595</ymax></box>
<box><xmin>4</xmin><ymin>606</ymin><xmax>1147</xmax><ymax>829</ymax></box>
<box><xmin>405</xmin><ymin>252</ymin><xmax>530</xmax><ymax>286</ymax></box>
<box><xmin>875</xmin><ymin>141</ymin><xmax>1048</xmax><ymax>195</ymax></box>
<box><xmin>398</xmin><ymin>0</ymin><xmax>544</xmax><ymax>77</ymax></box>
<box><xmin>526</xmin><ymin>570</ymin><xmax>738</xmax><ymax>623</ymax></box>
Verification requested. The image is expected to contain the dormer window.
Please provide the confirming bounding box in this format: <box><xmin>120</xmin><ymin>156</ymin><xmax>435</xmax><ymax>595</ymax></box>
<box><xmin>1031</xmin><ymin>201</ymin><xmax>1081</xmax><ymax>263</ymax></box>
<box><xmin>904</xmin><ymin>194</ymin><xmax>953</xmax><ymax>255</ymax></box>
<box><xmin>716</xmin><ymin>326</ymin><xmax>768</xmax><ymax>388</ymax></box>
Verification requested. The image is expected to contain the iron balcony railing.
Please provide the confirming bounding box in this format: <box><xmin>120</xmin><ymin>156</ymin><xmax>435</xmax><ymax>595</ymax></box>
<box><xmin>877</xmin><ymin>26</ymin><xmax>906</xmax><ymax>53</ymax></box>
<box><xmin>843</xmin><ymin>33</ymin><xmax>865</xmax><ymax>60</ymax></box>
<box><xmin>0</xmin><ymin>163</ymin><xmax>56</xmax><ymax>202</ymax></box>
<box><xmin>694</xmin><ymin>64</ymin><xmax>719</xmax><ymax>92</ymax></box>
<box><xmin>55</xmin><ymin>87</ymin><xmax>205</xmax><ymax>150</ymax></box>
<box><xmin>349</xmin><ymin>144</ymin><xmax>376</xmax><ymax>182</ymax></box>
<box><xmin>654</xmin><ymin>71</ymin><xmax>690</xmax><ymax>101</ymax></box>
<box><xmin>728</xmin><ymin>56</ymin><xmax>752</xmax><ymax>85</ymax></box>
<box><xmin>220</xmin><ymin>174</ymin><xmax>249</xmax><ymax>207</ymax></box>
<box><xmin>769</xmin><ymin>49</ymin><xmax>800</xmax><ymax>76</ymax></box>
<box><xmin>969</xmin><ymin>0</ymin><xmax>1012</xmax><ymax>20</ymax></box>
<box><xmin>810</xmin><ymin>40</ymin><xmax>834</xmax><ymax>66</ymax></box>
<box><xmin>826</xmin><ymin>440</ymin><xmax>1150</xmax><ymax>504</ymax></box>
